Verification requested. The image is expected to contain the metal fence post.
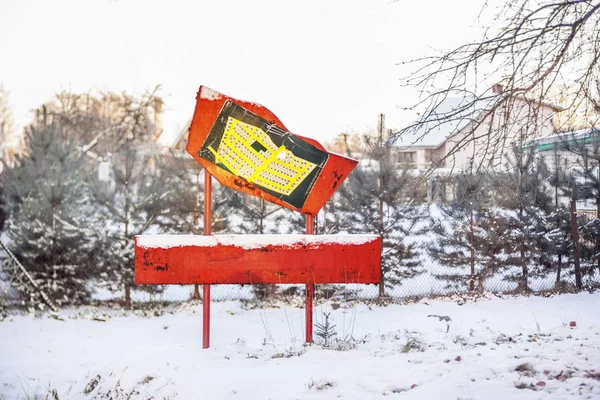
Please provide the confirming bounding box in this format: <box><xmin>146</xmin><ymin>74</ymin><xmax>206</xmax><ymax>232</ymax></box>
<box><xmin>570</xmin><ymin>200</ymin><xmax>583</xmax><ymax>289</ymax></box>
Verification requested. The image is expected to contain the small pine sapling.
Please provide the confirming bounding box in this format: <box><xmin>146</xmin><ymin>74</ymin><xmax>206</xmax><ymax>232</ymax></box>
<box><xmin>315</xmin><ymin>312</ymin><xmax>337</xmax><ymax>347</ymax></box>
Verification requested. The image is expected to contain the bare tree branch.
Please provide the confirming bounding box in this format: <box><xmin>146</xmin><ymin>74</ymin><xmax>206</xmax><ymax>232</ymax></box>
<box><xmin>395</xmin><ymin>1</ymin><xmax>600</xmax><ymax>173</ymax></box>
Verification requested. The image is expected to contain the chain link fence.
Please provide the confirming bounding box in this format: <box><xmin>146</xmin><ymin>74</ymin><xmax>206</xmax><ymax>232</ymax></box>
<box><xmin>2</xmin><ymin>220</ymin><xmax>599</xmax><ymax>317</ymax></box>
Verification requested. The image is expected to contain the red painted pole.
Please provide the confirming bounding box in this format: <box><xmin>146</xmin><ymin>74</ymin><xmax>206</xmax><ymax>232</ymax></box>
<box><xmin>305</xmin><ymin>214</ymin><xmax>314</xmax><ymax>344</ymax></box>
<box><xmin>203</xmin><ymin>169</ymin><xmax>212</xmax><ymax>349</ymax></box>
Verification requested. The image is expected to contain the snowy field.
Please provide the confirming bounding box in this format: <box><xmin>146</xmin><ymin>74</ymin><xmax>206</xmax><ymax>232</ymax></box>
<box><xmin>1</xmin><ymin>293</ymin><xmax>599</xmax><ymax>399</ymax></box>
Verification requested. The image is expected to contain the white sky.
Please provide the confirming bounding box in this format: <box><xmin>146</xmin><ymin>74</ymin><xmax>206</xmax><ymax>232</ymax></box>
<box><xmin>0</xmin><ymin>0</ymin><xmax>486</xmax><ymax>145</ymax></box>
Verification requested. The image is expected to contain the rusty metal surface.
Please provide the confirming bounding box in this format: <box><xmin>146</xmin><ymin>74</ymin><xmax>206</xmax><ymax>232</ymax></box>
<box><xmin>134</xmin><ymin>235</ymin><xmax>382</xmax><ymax>285</ymax></box>
<box><xmin>305</xmin><ymin>214</ymin><xmax>315</xmax><ymax>343</ymax></box>
<box><xmin>203</xmin><ymin>171</ymin><xmax>212</xmax><ymax>349</ymax></box>
<box><xmin>186</xmin><ymin>86</ymin><xmax>357</xmax><ymax>216</ymax></box>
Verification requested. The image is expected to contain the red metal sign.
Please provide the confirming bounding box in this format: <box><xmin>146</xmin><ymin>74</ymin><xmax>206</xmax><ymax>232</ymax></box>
<box><xmin>186</xmin><ymin>86</ymin><xmax>357</xmax><ymax>216</ymax></box>
<box><xmin>135</xmin><ymin>235</ymin><xmax>381</xmax><ymax>285</ymax></box>
<box><xmin>133</xmin><ymin>86</ymin><xmax>380</xmax><ymax>348</ymax></box>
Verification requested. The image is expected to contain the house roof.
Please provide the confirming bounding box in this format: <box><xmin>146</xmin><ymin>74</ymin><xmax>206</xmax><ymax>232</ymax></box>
<box><xmin>528</xmin><ymin>126</ymin><xmax>600</xmax><ymax>152</ymax></box>
<box><xmin>392</xmin><ymin>92</ymin><xmax>562</xmax><ymax>151</ymax></box>
<box><xmin>392</xmin><ymin>95</ymin><xmax>501</xmax><ymax>150</ymax></box>
<box><xmin>156</xmin><ymin>118</ymin><xmax>192</xmax><ymax>149</ymax></box>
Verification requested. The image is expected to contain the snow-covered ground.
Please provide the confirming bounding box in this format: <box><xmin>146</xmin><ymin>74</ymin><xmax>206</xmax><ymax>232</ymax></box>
<box><xmin>1</xmin><ymin>293</ymin><xmax>599</xmax><ymax>399</ymax></box>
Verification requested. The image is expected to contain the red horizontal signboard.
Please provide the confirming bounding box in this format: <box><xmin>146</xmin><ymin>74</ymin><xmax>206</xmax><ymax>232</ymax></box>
<box><xmin>186</xmin><ymin>86</ymin><xmax>358</xmax><ymax>216</ymax></box>
<box><xmin>135</xmin><ymin>234</ymin><xmax>382</xmax><ymax>285</ymax></box>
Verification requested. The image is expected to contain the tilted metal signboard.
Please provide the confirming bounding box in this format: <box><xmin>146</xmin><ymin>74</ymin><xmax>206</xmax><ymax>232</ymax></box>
<box><xmin>186</xmin><ymin>86</ymin><xmax>357</xmax><ymax>216</ymax></box>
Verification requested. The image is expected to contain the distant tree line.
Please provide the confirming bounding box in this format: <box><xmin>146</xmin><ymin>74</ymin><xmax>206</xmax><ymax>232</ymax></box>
<box><xmin>1</xmin><ymin>94</ymin><xmax>600</xmax><ymax>308</ymax></box>
<box><xmin>428</xmin><ymin>140</ymin><xmax>600</xmax><ymax>294</ymax></box>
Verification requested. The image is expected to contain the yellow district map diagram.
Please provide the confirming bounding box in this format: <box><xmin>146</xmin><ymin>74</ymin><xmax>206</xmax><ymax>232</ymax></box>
<box><xmin>207</xmin><ymin>116</ymin><xmax>317</xmax><ymax>196</ymax></box>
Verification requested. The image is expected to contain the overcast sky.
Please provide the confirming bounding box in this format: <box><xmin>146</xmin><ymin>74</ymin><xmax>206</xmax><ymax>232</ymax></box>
<box><xmin>0</xmin><ymin>0</ymin><xmax>485</xmax><ymax>145</ymax></box>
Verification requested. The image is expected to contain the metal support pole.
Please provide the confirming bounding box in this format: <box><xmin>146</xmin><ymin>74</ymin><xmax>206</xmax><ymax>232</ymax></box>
<box><xmin>570</xmin><ymin>200</ymin><xmax>583</xmax><ymax>290</ymax></box>
<box><xmin>305</xmin><ymin>214</ymin><xmax>315</xmax><ymax>344</ymax></box>
<box><xmin>203</xmin><ymin>170</ymin><xmax>212</xmax><ymax>349</ymax></box>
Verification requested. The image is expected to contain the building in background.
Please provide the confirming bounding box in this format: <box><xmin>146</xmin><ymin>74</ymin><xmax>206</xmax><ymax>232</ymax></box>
<box><xmin>528</xmin><ymin>126</ymin><xmax>600</xmax><ymax>214</ymax></box>
<box><xmin>393</xmin><ymin>85</ymin><xmax>561</xmax><ymax>172</ymax></box>
<box><xmin>160</xmin><ymin>118</ymin><xmax>192</xmax><ymax>154</ymax></box>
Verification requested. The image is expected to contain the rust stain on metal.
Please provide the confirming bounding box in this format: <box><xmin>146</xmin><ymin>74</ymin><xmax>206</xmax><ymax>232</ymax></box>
<box><xmin>331</xmin><ymin>170</ymin><xmax>344</xmax><ymax>189</ymax></box>
<box><xmin>143</xmin><ymin>251</ymin><xmax>151</xmax><ymax>267</ymax></box>
<box><xmin>232</xmin><ymin>178</ymin><xmax>256</xmax><ymax>191</ymax></box>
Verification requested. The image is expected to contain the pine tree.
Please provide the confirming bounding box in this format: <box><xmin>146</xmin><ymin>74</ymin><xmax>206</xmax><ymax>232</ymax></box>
<box><xmin>159</xmin><ymin>154</ymin><xmax>204</xmax><ymax>235</ymax></box>
<box><xmin>428</xmin><ymin>173</ymin><xmax>493</xmax><ymax>292</ymax></box>
<box><xmin>1</xmin><ymin>123</ymin><xmax>95</xmax><ymax>306</ymax></box>
<box><xmin>235</xmin><ymin>196</ymin><xmax>281</xmax><ymax>235</ymax></box>
<box><xmin>339</xmin><ymin>167</ymin><xmax>423</xmax><ymax>295</ymax></box>
<box><xmin>274</xmin><ymin>199</ymin><xmax>344</xmax><ymax>236</ymax></box>
<box><xmin>475</xmin><ymin>209</ymin><xmax>513</xmax><ymax>291</ymax></box>
<box><xmin>578</xmin><ymin>216</ymin><xmax>600</xmax><ymax>284</ymax></box>
<box><xmin>36</xmin><ymin>87</ymin><xmax>169</xmax><ymax>308</ymax></box>
<box><xmin>567</xmin><ymin>140</ymin><xmax>600</xmax><ymax>281</ymax></box>
<box><xmin>159</xmin><ymin>155</ymin><xmax>239</xmax><ymax>235</ymax></box>
<box><xmin>314</xmin><ymin>198</ymin><xmax>350</xmax><ymax>235</ymax></box>
<box><xmin>493</xmin><ymin>145</ymin><xmax>553</xmax><ymax>291</ymax></box>
<box><xmin>546</xmin><ymin>147</ymin><xmax>576</xmax><ymax>288</ymax></box>
<box><xmin>0</xmin><ymin>184</ymin><xmax>5</xmax><ymax>232</ymax></box>
<box><xmin>337</xmin><ymin>115</ymin><xmax>424</xmax><ymax>296</ymax></box>
<box><xmin>88</xmin><ymin>144</ymin><xmax>166</xmax><ymax>307</ymax></box>
<box><xmin>384</xmin><ymin>222</ymin><xmax>422</xmax><ymax>289</ymax></box>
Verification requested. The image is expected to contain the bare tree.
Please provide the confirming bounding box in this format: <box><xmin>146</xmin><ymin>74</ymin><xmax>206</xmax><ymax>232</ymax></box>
<box><xmin>325</xmin><ymin>132</ymin><xmax>367</xmax><ymax>159</ymax></box>
<box><xmin>551</xmin><ymin>83</ymin><xmax>600</xmax><ymax>130</ymax></box>
<box><xmin>37</xmin><ymin>86</ymin><xmax>163</xmax><ymax>157</ymax></box>
<box><xmin>0</xmin><ymin>85</ymin><xmax>21</xmax><ymax>173</ymax></box>
<box><xmin>396</xmin><ymin>1</ymin><xmax>600</xmax><ymax>171</ymax></box>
